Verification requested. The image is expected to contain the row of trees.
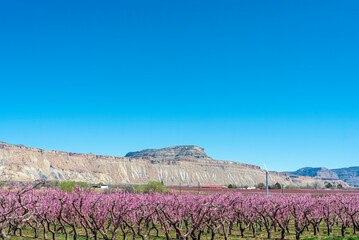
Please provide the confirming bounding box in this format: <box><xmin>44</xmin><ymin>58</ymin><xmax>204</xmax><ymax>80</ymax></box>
<box><xmin>254</xmin><ymin>182</ymin><xmax>282</xmax><ymax>190</ymax></box>
<box><xmin>252</xmin><ymin>182</ymin><xmax>345</xmax><ymax>190</ymax></box>
<box><xmin>1</xmin><ymin>183</ymin><xmax>359</xmax><ymax>240</ymax></box>
<box><xmin>28</xmin><ymin>180</ymin><xmax>166</xmax><ymax>194</ymax></box>
<box><xmin>3</xmin><ymin>180</ymin><xmax>346</xmax><ymax>192</ymax></box>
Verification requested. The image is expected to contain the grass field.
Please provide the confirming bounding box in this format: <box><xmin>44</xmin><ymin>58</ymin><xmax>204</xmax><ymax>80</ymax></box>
<box><xmin>7</xmin><ymin>221</ymin><xmax>359</xmax><ymax>239</ymax></box>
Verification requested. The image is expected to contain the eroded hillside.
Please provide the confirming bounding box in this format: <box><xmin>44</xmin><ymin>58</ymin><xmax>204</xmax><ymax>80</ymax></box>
<box><xmin>0</xmin><ymin>142</ymin><xmax>348</xmax><ymax>187</ymax></box>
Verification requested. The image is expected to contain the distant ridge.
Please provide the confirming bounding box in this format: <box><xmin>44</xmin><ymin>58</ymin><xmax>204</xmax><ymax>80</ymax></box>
<box><xmin>285</xmin><ymin>167</ymin><xmax>359</xmax><ymax>187</ymax></box>
<box><xmin>0</xmin><ymin>141</ymin><xmax>349</xmax><ymax>187</ymax></box>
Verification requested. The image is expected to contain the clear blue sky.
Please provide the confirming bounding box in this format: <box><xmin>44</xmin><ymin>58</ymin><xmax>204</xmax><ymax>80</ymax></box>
<box><xmin>1</xmin><ymin>0</ymin><xmax>358</xmax><ymax>172</ymax></box>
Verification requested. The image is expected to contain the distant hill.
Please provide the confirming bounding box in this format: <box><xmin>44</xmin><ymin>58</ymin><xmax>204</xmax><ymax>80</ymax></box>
<box><xmin>287</xmin><ymin>167</ymin><xmax>339</xmax><ymax>179</ymax></box>
<box><xmin>0</xmin><ymin>141</ymin><xmax>349</xmax><ymax>187</ymax></box>
<box><xmin>285</xmin><ymin>167</ymin><xmax>359</xmax><ymax>187</ymax></box>
<box><xmin>125</xmin><ymin>145</ymin><xmax>213</xmax><ymax>161</ymax></box>
<box><xmin>331</xmin><ymin>167</ymin><xmax>359</xmax><ymax>187</ymax></box>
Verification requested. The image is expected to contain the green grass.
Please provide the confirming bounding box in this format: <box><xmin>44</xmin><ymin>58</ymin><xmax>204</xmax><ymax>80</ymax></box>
<box><xmin>6</xmin><ymin>222</ymin><xmax>359</xmax><ymax>239</ymax></box>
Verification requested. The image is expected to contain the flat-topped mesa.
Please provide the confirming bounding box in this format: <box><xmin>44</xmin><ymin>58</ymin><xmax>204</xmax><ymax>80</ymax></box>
<box><xmin>0</xmin><ymin>141</ymin><xmax>350</xmax><ymax>187</ymax></box>
<box><xmin>125</xmin><ymin>145</ymin><xmax>213</xmax><ymax>161</ymax></box>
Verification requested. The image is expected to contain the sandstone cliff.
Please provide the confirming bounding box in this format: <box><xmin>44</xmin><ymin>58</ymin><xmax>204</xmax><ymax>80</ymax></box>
<box><xmin>0</xmin><ymin>142</ymin><xmax>348</xmax><ymax>187</ymax></box>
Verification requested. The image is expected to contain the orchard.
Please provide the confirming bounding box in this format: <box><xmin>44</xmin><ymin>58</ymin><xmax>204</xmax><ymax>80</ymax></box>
<box><xmin>1</xmin><ymin>183</ymin><xmax>359</xmax><ymax>240</ymax></box>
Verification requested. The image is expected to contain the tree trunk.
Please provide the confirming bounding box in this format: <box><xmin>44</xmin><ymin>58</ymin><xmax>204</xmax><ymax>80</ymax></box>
<box><xmin>341</xmin><ymin>226</ymin><xmax>346</xmax><ymax>237</ymax></box>
<box><xmin>313</xmin><ymin>224</ymin><xmax>317</xmax><ymax>236</ymax></box>
<box><xmin>41</xmin><ymin>222</ymin><xmax>47</xmax><ymax>240</ymax></box>
<box><xmin>280</xmin><ymin>228</ymin><xmax>285</xmax><ymax>240</ymax></box>
<box><xmin>72</xmin><ymin>226</ymin><xmax>78</xmax><ymax>240</ymax></box>
<box><xmin>122</xmin><ymin>232</ymin><xmax>128</xmax><ymax>240</ymax></box>
<box><xmin>240</xmin><ymin>227</ymin><xmax>245</xmax><ymax>237</ymax></box>
<box><xmin>33</xmin><ymin>227</ymin><xmax>39</xmax><ymax>238</ymax></box>
<box><xmin>222</xmin><ymin>225</ymin><xmax>229</xmax><ymax>240</ymax></box>
<box><xmin>327</xmin><ymin>225</ymin><xmax>331</xmax><ymax>236</ymax></box>
<box><xmin>18</xmin><ymin>228</ymin><xmax>23</xmax><ymax>237</ymax></box>
<box><xmin>152</xmin><ymin>225</ymin><xmax>160</xmax><ymax>237</ymax></box>
<box><xmin>93</xmin><ymin>231</ymin><xmax>98</xmax><ymax>240</ymax></box>
<box><xmin>58</xmin><ymin>221</ymin><xmax>68</xmax><ymax>240</ymax></box>
<box><xmin>46</xmin><ymin>222</ymin><xmax>56</xmax><ymax>240</ymax></box>
<box><xmin>211</xmin><ymin>231</ymin><xmax>216</xmax><ymax>240</ymax></box>
<box><xmin>0</xmin><ymin>229</ymin><xmax>8</xmax><ymax>240</ymax></box>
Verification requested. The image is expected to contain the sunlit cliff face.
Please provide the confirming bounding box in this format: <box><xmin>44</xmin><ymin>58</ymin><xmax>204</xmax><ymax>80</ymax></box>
<box><xmin>0</xmin><ymin>142</ymin><xmax>349</xmax><ymax>187</ymax></box>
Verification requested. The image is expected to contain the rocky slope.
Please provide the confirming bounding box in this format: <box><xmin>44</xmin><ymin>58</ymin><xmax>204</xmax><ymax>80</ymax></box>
<box><xmin>287</xmin><ymin>167</ymin><xmax>339</xmax><ymax>179</ymax></box>
<box><xmin>125</xmin><ymin>146</ymin><xmax>212</xmax><ymax>161</ymax></box>
<box><xmin>286</xmin><ymin>167</ymin><xmax>359</xmax><ymax>187</ymax></box>
<box><xmin>0</xmin><ymin>142</ymin><xmax>348</xmax><ymax>187</ymax></box>
<box><xmin>331</xmin><ymin>167</ymin><xmax>359</xmax><ymax>187</ymax></box>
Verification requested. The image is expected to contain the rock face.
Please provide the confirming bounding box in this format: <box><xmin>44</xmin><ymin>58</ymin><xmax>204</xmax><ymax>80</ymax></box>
<box><xmin>331</xmin><ymin>167</ymin><xmax>359</xmax><ymax>187</ymax></box>
<box><xmin>125</xmin><ymin>146</ymin><xmax>212</xmax><ymax>161</ymax></box>
<box><xmin>0</xmin><ymin>142</ymin><xmax>348</xmax><ymax>187</ymax></box>
<box><xmin>287</xmin><ymin>167</ymin><xmax>359</xmax><ymax>187</ymax></box>
<box><xmin>288</xmin><ymin>167</ymin><xmax>339</xmax><ymax>179</ymax></box>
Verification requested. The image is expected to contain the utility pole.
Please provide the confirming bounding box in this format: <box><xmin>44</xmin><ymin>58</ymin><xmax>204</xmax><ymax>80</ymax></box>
<box><xmin>266</xmin><ymin>171</ymin><xmax>269</xmax><ymax>196</ymax></box>
<box><xmin>263</xmin><ymin>164</ymin><xmax>272</xmax><ymax>197</ymax></box>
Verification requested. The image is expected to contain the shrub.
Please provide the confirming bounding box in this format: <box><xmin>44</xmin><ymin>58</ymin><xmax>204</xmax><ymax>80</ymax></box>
<box><xmin>44</xmin><ymin>180</ymin><xmax>60</xmax><ymax>188</ymax></box>
<box><xmin>136</xmin><ymin>181</ymin><xmax>168</xmax><ymax>193</ymax></box>
<box><xmin>285</xmin><ymin>184</ymin><xmax>300</xmax><ymax>190</ymax></box>
<box><xmin>59</xmin><ymin>181</ymin><xmax>88</xmax><ymax>193</ymax></box>
<box><xmin>272</xmin><ymin>182</ymin><xmax>281</xmax><ymax>189</ymax></box>
<box><xmin>122</xmin><ymin>185</ymin><xmax>136</xmax><ymax>193</ymax></box>
<box><xmin>255</xmin><ymin>183</ymin><xmax>266</xmax><ymax>189</ymax></box>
